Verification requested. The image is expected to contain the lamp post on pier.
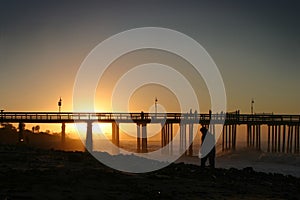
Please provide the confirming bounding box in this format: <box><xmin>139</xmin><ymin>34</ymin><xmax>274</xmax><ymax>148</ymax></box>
<box><xmin>155</xmin><ymin>97</ymin><xmax>158</xmax><ymax>117</ymax></box>
<box><xmin>58</xmin><ymin>97</ymin><xmax>62</xmax><ymax>113</ymax></box>
<box><xmin>251</xmin><ymin>98</ymin><xmax>254</xmax><ymax>115</ymax></box>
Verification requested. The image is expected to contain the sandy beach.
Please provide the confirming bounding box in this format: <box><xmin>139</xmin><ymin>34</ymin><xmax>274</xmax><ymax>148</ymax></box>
<box><xmin>0</xmin><ymin>145</ymin><xmax>299</xmax><ymax>200</ymax></box>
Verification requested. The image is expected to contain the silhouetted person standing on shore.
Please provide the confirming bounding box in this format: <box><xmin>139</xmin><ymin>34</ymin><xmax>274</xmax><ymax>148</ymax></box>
<box><xmin>200</xmin><ymin>127</ymin><xmax>216</xmax><ymax>168</ymax></box>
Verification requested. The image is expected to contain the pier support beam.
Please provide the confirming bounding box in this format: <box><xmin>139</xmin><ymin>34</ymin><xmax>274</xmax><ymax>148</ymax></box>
<box><xmin>274</xmin><ymin>125</ymin><xmax>277</xmax><ymax>152</ymax></box>
<box><xmin>225</xmin><ymin>125</ymin><xmax>229</xmax><ymax>150</ymax></box>
<box><xmin>287</xmin><ymin>125</ymin><xmax>294</xmax><ymax>153</ymax></box>
<box><xmin>294</xmin><ymin>124</ymin><xmax>298</xmax><ymax>153</ymax></box>
<box><xmin>247</xmin><ymin>124</ymin><xmax>251</xmax><ymax>148</ymax></box>
<box><xmin>179</xmin><ymin>123</ymin><xmax>186</xmax><ymax>154</ymax></box>
<box><xmin>270</xmin><ymin>124</ymin><xmax>300</xmax><ymax>154</ymax></box>
<box><xmin>296</xmin><ymin>124</ymin><xmax>300</xmax><ymax>154</ymax></box>
<box><xmin>61</xmin><ymin>123</ymin><xmax>66</xmax><ymax>145</ymax></box>
<box><xmin>161</xmin><ymin>123</ymin><xmax>165</xmax><ymax>153</ymax></box>
<box><xmin>137</xmin><ymin>124</ymin><xmax>141</xmax><ymax>152</ymax></box>
<box><xmin>112</xmin><ymin>122</ymin><xmax>120</xmax><ymax>154</ymax></box>
<box><xmin>222</xmin><ymin>125</ymin><xmax>225</xmax><ymax>151</ymax></box>
<box><xmin>137</xmin><ymin>123</ymin><xmax>150</xmax><ymax>153</ymax></box>
<box><xmin>272</xmin><ymin>125</ymin><xmax>275</xmax><ymax>152</ymax></box>
<box><xmin>112</xmin><ymin>122</ymin><xmax>120</xmax><ymax>147</ymax></box>
<box><xmin>161</xmin><ymin>123</ymin><xmax>173</xmax><ymax>155</ymax></box>
<box><xmin>229</xmin><ymin>125</ymin><xmax>232</xmax><ymax>149</ymax></box>
<box><xmin>188</xmin><ymin>123</ymin><xmax>194</xmax><ymax>156</ymax></box>
<box><xmin>169</xmin><ymin>123</ymin><xmax>173</xmax><ymax>154</ymax></box>
<box><xmin>267</xmin><ymin>125</ymin><xmax>270</xmax><ymax>152</ymax></box>
<box><xmin>86</xmin><ymin>122</ymin><xmax>93</xmax><ymax>152</ymax></box>
<box><xmin>18</xmin><ymin>122</ymin><xmax>25</xmax><ymax>143</ymax></box>
<box><xmin>232</xmin><ymin>124</ymin><xmax>237</xmax><ymax>150</ymax></box>
<box><xmin>282</xmin><ymin>125</ymin><xmax>286</xmax><ymax>153</ymax></box>
<box><xmin>222</xmin><ymin>124</ymin><xmax>237</xmax><ymax>151</ymax></box>
<box><xmin>161</xmin><ymin>124</ymin><xmax>164</xmax><ymax>148</ymax></box>
<box><xmin>287</xmin><ymin>125</ymin><xmax>291</xmax><ymax>153</ymax></box>
<box><xmin>141</xmin><ymin>123</ymin><xmax>148</xmax><ymax>153</ymax></box>
<box><xmin>252</xmin><ymin>125</ymin><xmax>255</xmax><ymax>147</ymax></box>
<box><xmin>256</xmin><ymin>125</ymin><xmax>261</xmax><ymax>150</ymax></box>
<box><xmin>268</xmin><ymin>124</ymin><xmax>285</xmax><ymax>152</ymax></box>
<box><xmin>247</xmin><ymin>124</ymin><xmax>261</xmax><ymax>150</ymax></box>
<box><xmin>286</xmin><ymin>125</ymin><xmax>290</xmax><ymax>153</ymax></box>
<box><xmin>276</xmin><ymin>125</ymin><xmax>280</xmax><ymax>152</ymax></box>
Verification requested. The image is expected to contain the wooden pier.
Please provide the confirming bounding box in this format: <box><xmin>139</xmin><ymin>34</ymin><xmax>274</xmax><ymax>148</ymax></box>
<box><xmin>1</xmin><ymin>111</ymin><xmax>299</xmax><ymax>154</ymax></box>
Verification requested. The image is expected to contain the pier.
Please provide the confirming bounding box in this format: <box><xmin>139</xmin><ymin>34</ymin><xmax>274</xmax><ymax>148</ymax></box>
<box><xmin>1</xmin><ymin>111</ymin><xmax>299</xmax><ymax>154</ymax></box>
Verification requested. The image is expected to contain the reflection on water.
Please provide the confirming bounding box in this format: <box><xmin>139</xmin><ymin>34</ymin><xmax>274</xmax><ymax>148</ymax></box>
<box><xmin>92</xmin><ymin>139</ymin><xmax>218</xmax><ymax>156</ymax></box>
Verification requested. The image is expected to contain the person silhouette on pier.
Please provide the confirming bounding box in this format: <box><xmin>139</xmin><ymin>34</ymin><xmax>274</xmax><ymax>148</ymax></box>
<box><xmin>200</xmin><ymin>127</ymin><xmax>216</xmax><ymax>169</ymax></box>
<box><xmin>141</xmin><ymin>111</ymin><xmax>144</xmax><ymax>120</ymax></box>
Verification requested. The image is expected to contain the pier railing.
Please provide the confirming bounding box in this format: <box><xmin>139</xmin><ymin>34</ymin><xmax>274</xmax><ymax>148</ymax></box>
<box><xmin>1</xmin><ymin>112</ymin><xmax>300</xmax><ymax>124</ymax></box>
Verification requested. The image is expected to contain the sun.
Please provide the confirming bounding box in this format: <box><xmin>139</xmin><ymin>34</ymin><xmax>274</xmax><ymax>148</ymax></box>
<box><xmin>65</xmin><ymin>123</ymin><xmax>112</xmax><ymax>140</ymax></box>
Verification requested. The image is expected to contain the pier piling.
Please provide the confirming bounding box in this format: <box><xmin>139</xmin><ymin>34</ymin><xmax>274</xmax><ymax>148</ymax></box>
<box><xmin>86</xmin><ymin>122</ymin><xmax>93</xmax><ymax>152</ymax></box>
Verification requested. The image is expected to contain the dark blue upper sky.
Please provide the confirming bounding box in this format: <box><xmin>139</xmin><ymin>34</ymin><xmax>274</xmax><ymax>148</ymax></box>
<box><xmin>0</xmin><ymin>0</ymin><xmax>299</xmax><ymax>113</ymax></box>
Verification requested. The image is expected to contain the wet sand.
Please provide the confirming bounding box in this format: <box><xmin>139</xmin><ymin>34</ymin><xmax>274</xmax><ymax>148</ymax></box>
<box><xmin>0</xmin><ymin>145</ymin><xmax>299</xmax><ymax>200</ymax></box>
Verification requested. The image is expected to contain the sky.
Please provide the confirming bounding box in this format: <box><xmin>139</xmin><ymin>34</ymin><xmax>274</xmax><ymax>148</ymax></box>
<box><xmin>1</xmin><ymin>0</ymin><xmax>299</xmax><ymax>116</ymax></box>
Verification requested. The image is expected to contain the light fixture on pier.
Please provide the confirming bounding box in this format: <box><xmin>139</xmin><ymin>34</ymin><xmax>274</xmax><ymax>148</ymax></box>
<box><xmin>155</xmin><ymin>97</ymin><xmax>158</xmax><ymax>114</ymax></box>
<box><xmin>58</xmin><ymin>97</ymin><xmax>62</xmax><ymax>113</ymax></box>
<box><xmin>251</xmin><ymin>98</ymin><xmax>254</xmax><ymax>114</ymax></box>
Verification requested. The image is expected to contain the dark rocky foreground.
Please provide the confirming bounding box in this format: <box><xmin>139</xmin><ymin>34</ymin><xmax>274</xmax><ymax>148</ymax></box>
<box><xmin>0</xmin><ymin>145</ymin><xmax>299</xmax><ymax>200</ymax></box>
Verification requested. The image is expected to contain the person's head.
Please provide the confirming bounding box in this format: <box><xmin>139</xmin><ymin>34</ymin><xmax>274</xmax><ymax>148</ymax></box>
<box><xmin>200</xmin><ymin>127</ymin><xmax>208</xmax><ymax>134</ymax></box>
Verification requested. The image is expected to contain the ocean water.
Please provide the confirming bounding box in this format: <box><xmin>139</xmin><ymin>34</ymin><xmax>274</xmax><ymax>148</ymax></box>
<box><xmin>92</xmin><ymin>138</ymin><xmax>225</xmax><ymax>156</ymax></box>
